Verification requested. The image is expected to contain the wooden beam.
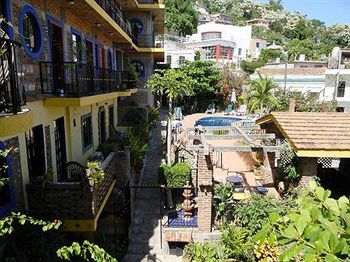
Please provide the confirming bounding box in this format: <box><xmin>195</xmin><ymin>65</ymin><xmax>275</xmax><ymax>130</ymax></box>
<box><xmin>187</xmin><ymin>134</ymin><xmax>275</xmax><ymax>140</ymax></box>
<box><xmin>186</xmin><ymin>145</ymin><xmax>281</xmax><ymax>152</ymax></box>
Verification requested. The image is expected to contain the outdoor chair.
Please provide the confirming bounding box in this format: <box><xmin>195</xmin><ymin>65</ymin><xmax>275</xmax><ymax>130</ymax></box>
<box><xmin>174</xmin><ymin>107</ymin><xmax>183</xmax><ymax>120</ymax></box>
<box><xmin>224</xmin><ymin>104</ymin><xmax>234</xmax><ymax>115</ymax></box>
<box><xmin>205</xmin><ymin>103</ymin><xmax>216</xmax><ymax>114</ymax></box>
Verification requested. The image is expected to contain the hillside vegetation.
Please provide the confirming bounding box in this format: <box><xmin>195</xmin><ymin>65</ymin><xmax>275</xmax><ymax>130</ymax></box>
<box><xmin>197</xmin><ymin>0</ymin><xmax>350</xmax><ymax>60</ymax></box>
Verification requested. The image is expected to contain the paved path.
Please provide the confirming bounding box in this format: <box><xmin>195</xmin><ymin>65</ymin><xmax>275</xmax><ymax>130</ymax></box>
<box><xmin>124</xmin><ymin>111</ymin><xmax>181</xmax><ymax>262</ymax></box>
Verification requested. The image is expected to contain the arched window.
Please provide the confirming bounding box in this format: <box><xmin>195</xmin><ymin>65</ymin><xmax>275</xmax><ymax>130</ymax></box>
<box><xmin>19</xmin><ymin>5</ymin><xmax>44</xmax><ymax>59</ymax></box>
<box><xmin>130</xmin><ymin>17</ymin><xmax>144</xmax><ymax>35</ymax></box>
<box><xmin>130</xmin><ymin>59</ymin><xmax>145</xmax><ymax>78</ymax></box>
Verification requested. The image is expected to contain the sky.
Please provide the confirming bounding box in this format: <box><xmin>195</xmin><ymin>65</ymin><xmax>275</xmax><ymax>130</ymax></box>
<box><xmin>254</xmin><ymin>0</ymin><xmax>350</xmax><ymax>25</ymax></box>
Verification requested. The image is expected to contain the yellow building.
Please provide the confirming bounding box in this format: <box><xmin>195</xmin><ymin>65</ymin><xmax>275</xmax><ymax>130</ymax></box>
<box><xmin>0</xmin><ymin>0</ymin><xmax>164</xmax><ymax>230</ymax></box>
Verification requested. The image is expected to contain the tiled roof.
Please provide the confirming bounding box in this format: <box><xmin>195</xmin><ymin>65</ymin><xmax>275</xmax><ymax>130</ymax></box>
<box><xmin>260</xmin><ymin>68</ymin><xmax>327</xmax><ymax>76</ymax></box>
<box><xmin>257</xmin><ymin>112</ymin><xmax>350</xmax><ymax>157</ymax></box>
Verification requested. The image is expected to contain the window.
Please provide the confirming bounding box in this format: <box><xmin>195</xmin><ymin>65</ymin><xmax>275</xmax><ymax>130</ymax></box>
<box><xmin>81</xmin><ymin>114</ymin><xmax>93</xmax><ymax>152</ymax></box>
<box><xmin>220</xmin><ymin>46</ymin><xmax>229</xmax><ymax>59</ymax></box>
<box><xmin>201</xmin><ymin>32</ymin><xmax>221</xmax><ymax>41</ymax></box>
<box><xmin>336</xmin><ymin>107</ymin><xmax>345</xmax><ymax>112</ymax></box>
<box><xmin>130</xmin><ymin>17</ymin><xmax>144</xmax><ymax>35</ymax></box>
<box><xmin>72</xmin><ymin>32</ymin><xmax>82</xmax><ymax>62</ymax></box>
<box><xmin>238</xmin><ymin>48</ymin><xmax>242</xmax><ymax>56</ymax></box>
<box><xmin>179</xmin><ymin>56</ymin><xmax>185</xmax><ymax>65</ymax></box>
<box><xmin>256</xmin><ymin>42</ymin><xmax>260</xmax><ymax>48</ymax></box>
<box><xmin>19</xmin><ymin>5</ymin><xmax>44</xmax><ymax>59</ymax></box>
<box><xmin>337</xmin><ymin>81</ymin><xmax>346</xmax><ymax>97</ymax></box>
<box><xmin>130</xmin><ymin>59</ymin><xmax>145</xmax><ymax>78</ymax></box>
<box><xmin>166</xmin><ymin>55</ymin><xmax>172</xmax><ymax>64</ymax></box>
<box><xmin>202</xmin><ymin>46</ymin><xmax>216</xmax><ymax>60</ymax></box>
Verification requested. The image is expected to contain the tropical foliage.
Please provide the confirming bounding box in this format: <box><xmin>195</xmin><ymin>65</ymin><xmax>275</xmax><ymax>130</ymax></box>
<box><xmin>246</xmin><ymin>73</ymin><xmax>278</xmax><ymax>113</ymax></box>
<box><xmin>57</xmin><ymin>240</ymin><xmax>117</xmax><ymax>262</ymax></box>
<box><xmin>165</xmin><ymin>0</ymin><xmax>199</xmax><ymax>36</ymax></box>
<box><xmin>255</xmin><ymin>181</ymin><xmax>350</xmax><ymax>261</ymax></box>
<box><xmin>147</xmin><ymin>69</ymin><xmax>194</xmax><ymax>114</ymax></box>
<box><xmin>213</xmin><ymin>183</ymin><xmax>234</xmax><ymax>221</ymax></box>
<box><xmin>158</xmin><ymin>162</ymin><xmax>191</xmax><ymax>187</ymax></box>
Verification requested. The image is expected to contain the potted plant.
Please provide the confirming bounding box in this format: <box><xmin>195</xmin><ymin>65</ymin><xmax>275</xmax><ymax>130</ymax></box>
<box><xmin>86</xmin><ymin>161</ymin><xmax>105</xmax><ymax>186</ymax></box>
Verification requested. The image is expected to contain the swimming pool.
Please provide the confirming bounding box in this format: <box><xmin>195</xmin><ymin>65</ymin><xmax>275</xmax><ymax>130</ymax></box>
<box><xmin>194</xmin><ymin>116</ymin><xmax>242</xmax><ymax>126</ymax></box>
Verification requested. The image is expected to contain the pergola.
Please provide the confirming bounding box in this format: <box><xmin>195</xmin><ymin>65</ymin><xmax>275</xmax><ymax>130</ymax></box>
<box><xmin>256</xmin><ymin>112</ymin><xmax>350</xmax><ymax>187</ymax></box>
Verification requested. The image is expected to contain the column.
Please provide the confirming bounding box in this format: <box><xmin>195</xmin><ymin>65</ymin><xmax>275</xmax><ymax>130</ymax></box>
<box><xmin>197</xmin><ymin>150</ymin><xmax>213</xmax><ymax>232</ymax></box>
<box><xmin>298</xmin><ymin>157</ymin><xmax>318</xmax><ymax>188</ymax></box>
<box><xmin>215</xmin><ymin>45</ymin><xmax>221</xmax><ymax>62</ymax></box>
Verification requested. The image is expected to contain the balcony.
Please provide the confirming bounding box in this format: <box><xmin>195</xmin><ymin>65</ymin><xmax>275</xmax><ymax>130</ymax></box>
<box><xmin>39</xmin><ymin>61</ymin><xmax>137</xmax><ymax>106</ymax></box>
<box><xmin>26</xmin><ymin>152</ymin><xmax>119</xmax><ymax>231</ymax></box>
<box><xmin>0</xmin><ymin>37</ymin><xmax>33</xmax><ymax>137</ymax></box>
<box><xmin>94</xmin><ymin>0</ymin><xmax>133</xmax><ymax>39</ymax></box>
<box><xmin>137</xmin><ymin>0</ymin><xmax>164</xmax><ymax>3</ymax></box>
<box><xmin>134</xmin><ymin>34</ymin><xmax>165</xmax><ymax>48</ymax></box>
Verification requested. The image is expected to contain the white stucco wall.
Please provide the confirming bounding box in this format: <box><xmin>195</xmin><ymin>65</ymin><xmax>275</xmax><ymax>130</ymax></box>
<box><xmin>187</xmin><ymin>22</ymin><xmax>252</xmax><ymax>60</ymax></box>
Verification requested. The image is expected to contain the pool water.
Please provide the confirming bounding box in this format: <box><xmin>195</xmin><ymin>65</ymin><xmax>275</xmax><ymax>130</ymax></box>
<box><xmin>194</xmin><ymin>116</ymin><xmax>242</xmax><ymax>126</ymax></box>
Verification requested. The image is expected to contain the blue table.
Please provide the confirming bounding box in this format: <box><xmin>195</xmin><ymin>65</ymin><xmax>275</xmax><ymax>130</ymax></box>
<box><xmin>226</xmin><ymin>176</ymin><xmax>244</xmax><ymax>185</ymax></box>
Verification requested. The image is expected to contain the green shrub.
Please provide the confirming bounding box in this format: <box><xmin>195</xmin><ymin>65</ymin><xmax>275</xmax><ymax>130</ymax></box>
<box><xmin>234</xmin><ymin>194</ymin><xmax>292</xmax><ymax>236</ymax></box>
<box><xmin>147</xmin><ymin>106</ymin><xmax>160</xmax><ymax>129</ymax></box>
<box><xmin>183</xmin><ymin>241</ymin><xmax>226</xmax><ymax>262</ymax></box>
<box><xmin>220</xmin><ymin>225</ymin><xmax>255</xmax><ymax>261</ymax></box>
<box><xmin>159</xmin><ymin>163</ymin><xmax>190</xmax><ymax>187</ymax></box>
<box><xmin>255</xmin><ymin>181</ymin><xmax>350</xmax><ymax>261</ymax></box>
<box><xmin>213</xmin><ymin>183</ymin><xmax>234</xmax><ymax>221</ymax></box>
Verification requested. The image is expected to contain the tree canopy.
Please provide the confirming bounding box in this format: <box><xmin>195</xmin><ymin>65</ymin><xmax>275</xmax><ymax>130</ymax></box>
<box><xmin>165</xmin><ymin>0</ymin><xmax>199</xmax><ymax>36</ymax></box>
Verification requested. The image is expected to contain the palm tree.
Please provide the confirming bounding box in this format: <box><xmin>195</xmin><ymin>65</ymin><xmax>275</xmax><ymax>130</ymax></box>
<box><xmin>246</xmin><ymin>73</ymin><xmax>278</xmax><ymax>113</ymax></box>
<box><xmin>147</xmin><ymin>69</ymin><xmax>194</xmax><ymax>164</ymax></box>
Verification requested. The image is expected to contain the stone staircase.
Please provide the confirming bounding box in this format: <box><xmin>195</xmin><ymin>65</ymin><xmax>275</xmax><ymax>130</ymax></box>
<box><xmin>124</xmin><ymin>113</ymin><xmax>182</xmax><ymax>262</ymax></box>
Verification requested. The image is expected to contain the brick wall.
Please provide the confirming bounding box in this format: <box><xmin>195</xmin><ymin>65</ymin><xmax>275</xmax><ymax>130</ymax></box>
<box><xmin>197</xmin><ymin>150</ymin><xmax>213</xmax><ymax>232</ymax></box>
<box><xmin>298</xmin><ymin>157</ymin><xmax>317</xmax><ymax>188</ymax></box>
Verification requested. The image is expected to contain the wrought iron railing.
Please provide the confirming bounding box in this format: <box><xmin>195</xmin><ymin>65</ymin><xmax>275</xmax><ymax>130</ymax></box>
<box><xmin>40</xmin><ymin>61</ymin><xmax>136</xmax><ymax>97</ymax></box>
<box><xmin>0</xmin><ymin>38</ymin><xmax>25</xmax><ymax>114</ymax></box>
<box><xmin>94</xmin><ymin>0</ymin><xmax>133</xmax><ymax>38</ymax></box>
<box><xmin>136</xmin><ymin>34</ymin><xmax>165</xmax><ymax>48</ymax></box>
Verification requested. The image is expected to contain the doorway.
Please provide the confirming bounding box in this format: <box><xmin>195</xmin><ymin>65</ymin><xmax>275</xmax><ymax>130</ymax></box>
<box><xmin>26</xmin><ymin>125</ymin><xmax>46</xmax><ymax>182</ymax></box>
<box><xmin>49</xmin><ymin>21</ymin><xmax>64</xmax><ymax>95</ymax></box>
<box><xmin>54</xmin><ymin>117</ymin><xmax>67</xmax><ymax>181</ymax></box>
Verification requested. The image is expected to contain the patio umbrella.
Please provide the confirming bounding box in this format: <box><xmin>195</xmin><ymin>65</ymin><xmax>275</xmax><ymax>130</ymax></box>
<box><xmin>231</xmin><ymin>90</ymin><xmax>237</xmax><ymax>103</ymax></box>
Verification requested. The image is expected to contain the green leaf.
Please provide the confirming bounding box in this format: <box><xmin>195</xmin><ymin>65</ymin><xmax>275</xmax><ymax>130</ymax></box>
<box><xmin>269</xmin><ymin>212</ymin><xmax>279</xmax><ymax>224</ymax></box>
<box><xmin>280</xmin><ymin>243</ymin><xmax>304</xmax><ymax>262</ymax></box>
<box><xmin>254</xmin><ymin>226</ymin><xmax>268</xmax><ymax>245</ymax></box>
<box><xmin>324</xmin><ymin>198</ymin><xmax>340</xmax><ymax>215</ymax></box>
<box><xmin>281</xmin><ymin>225</ymin><xmax>299</xmax><ymax>240</ymax></box>
<box><xmin>295</xmin><ymin>215</ymin><xmax>308</xmax><ymax>236</ymax></box>
<box><xmin>315</xmin><ymin>187</ymin><xmax>325</xmax><ymax>201</ymax></box>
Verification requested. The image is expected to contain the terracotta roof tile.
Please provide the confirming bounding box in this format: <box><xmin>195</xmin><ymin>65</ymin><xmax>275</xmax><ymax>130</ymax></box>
<box><xmin>257</xmin><ymin>112</ymin><xmax>350</xmax><ymax>156</ymax></box>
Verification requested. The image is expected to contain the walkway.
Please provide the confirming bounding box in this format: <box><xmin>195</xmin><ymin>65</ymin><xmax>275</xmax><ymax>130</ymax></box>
<box><xmin>124</xmin><ymin>111</ymin><xmax>181</xmax><ymax>262</ymax></box>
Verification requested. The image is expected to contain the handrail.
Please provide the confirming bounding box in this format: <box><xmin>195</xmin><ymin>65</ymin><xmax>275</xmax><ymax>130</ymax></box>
<box><xmin>0</xmin><ymin>37</ymin><xmax>25</xmax><ymax>114</ymax></box>
<box><xmin>39</xmin><ymin>61</ymin><xmax>136</xmax><ymax>97</ymax></box>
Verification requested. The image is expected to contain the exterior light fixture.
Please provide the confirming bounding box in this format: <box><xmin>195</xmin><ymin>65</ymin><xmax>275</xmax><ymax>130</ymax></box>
<box><xmin>68</xmin><ymin>0</ymin><xmax>75</xmax><ymax>5</ymax></box>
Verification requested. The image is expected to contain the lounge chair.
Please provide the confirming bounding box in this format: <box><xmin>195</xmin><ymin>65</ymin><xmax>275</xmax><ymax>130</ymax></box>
<box><xmin>205</xmin><ymin>103</ymin><xmax>216</xmax><ymax>114</ymax></box>
<box><xmin>224</xmin><ymin>104</ymin><xmax>234</xmax><ymax>115</ymax></box>
<box><xmin>174</xmin><ymin>107</ymin><xmax>183</xmax><ymax>120</ymax></box>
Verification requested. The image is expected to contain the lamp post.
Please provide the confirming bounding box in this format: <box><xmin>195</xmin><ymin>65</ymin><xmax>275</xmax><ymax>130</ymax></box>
<box><xmin>283</xmin><ymin>51</ymin><xmax>288</xmax><ymax>94</ymax></box>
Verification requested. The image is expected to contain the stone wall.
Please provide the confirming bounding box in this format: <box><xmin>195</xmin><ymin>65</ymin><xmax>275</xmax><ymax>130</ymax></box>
<box><xmin>298</xmin><ymin>157</ymin><xmax>317</xmax><ymax>188</ymax></box>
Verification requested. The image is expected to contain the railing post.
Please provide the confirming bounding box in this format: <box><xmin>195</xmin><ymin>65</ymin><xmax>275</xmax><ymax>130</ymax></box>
<box><xmin>75</xmin><ymin>62</ymin><xmax>80</xmax><ymax>97</ymax></box>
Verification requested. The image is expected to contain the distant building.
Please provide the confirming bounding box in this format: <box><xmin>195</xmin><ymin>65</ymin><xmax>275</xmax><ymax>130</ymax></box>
<box><xmin>251</xmin><ymin>67</ymin><xmax>326</xmax><ymax>100</ymax></box>
<box><xmin>250</xmin><ymin>38</ymin><xmax>268</xmax><ymax>60</ymax></box>
<box><xmin>246</xmin><ymin>18</ymin><xmax>270</xmax><ymax>28</ymax></box>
